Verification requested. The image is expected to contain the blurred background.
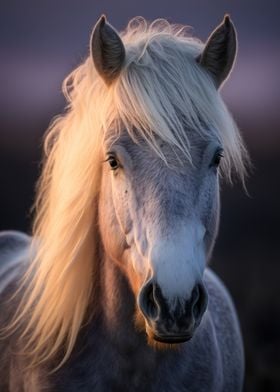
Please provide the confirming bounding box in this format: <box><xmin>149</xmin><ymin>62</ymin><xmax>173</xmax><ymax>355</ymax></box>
<box><xmin>1</xmin><ymin>1</ymin><xmax>279</xmax><ymax>390</ymax></box>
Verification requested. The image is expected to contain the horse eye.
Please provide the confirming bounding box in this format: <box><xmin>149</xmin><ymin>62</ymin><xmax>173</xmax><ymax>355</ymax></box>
<box><xmin>211</xmin><ymin>149</ymin><xmax>224</xmax><ymax>168</ymax></box>
<box><xmin>107</xmin><ymin>155</ymin><xmax>119</xmax><ymax>170</ymax></box>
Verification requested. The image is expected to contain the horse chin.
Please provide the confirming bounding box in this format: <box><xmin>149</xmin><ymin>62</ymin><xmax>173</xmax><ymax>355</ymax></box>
<box><xmin>134</xmin><ymin>309</ymin><xmax>192</xmax><ymax>350</ymax></box>
<box><xmin>146</xmin><ymin>326</ymin><xmax>192</xmax><ymax>349</ymax></box>
<box><xmin>146</xmin><ymin>332</ymin><xmax>185</xmax><ymax>351</ymax></box>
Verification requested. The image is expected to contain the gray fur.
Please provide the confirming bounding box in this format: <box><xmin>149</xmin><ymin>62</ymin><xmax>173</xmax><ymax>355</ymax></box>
<box><xmin>0</xmin><ymin>231</ymin><xmax>30</xmax><ymax>294</ymax></box>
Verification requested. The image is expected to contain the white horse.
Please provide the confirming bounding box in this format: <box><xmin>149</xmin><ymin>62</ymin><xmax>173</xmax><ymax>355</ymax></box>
<box><xmin>0</xmin><ymin>15</ymin><xmax>248</xmax><ymax>391</ymax></box>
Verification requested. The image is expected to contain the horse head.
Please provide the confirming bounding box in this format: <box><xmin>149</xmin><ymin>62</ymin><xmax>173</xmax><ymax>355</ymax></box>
<box><xmin>94</xmin><ymin>15</ymin><xmax>239</xmax><ymax>345</ymax></box>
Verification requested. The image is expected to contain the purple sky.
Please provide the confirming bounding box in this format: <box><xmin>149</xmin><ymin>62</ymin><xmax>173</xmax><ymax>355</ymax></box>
<box><xmin>1</xmin><ymin>0</ymin><xmax>279</xmax><ymax>144</ymax></box>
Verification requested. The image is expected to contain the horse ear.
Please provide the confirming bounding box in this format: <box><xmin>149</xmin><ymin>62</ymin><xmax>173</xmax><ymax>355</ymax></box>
<box><xmin>90</xmin><ymin>15</ymin><xmax>126</xmax><ymax>85</ymax></box>
<box><xmin>197</xmin><ymin>15</ymin><xmax>237</xmax><ymax>88</ymax></box>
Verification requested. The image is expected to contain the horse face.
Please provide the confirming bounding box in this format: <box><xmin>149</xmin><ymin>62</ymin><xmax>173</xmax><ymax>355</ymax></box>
<box><xmin>99</xmin><ymin>131</ymin><xmax>221</xmax><ymax>344</ymax></box>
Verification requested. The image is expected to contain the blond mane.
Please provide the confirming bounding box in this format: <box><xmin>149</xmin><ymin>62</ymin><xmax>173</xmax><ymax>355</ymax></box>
<box><xmin>8</xmin><ymin>17</ymin><xmax>248</xmax><ymax>369</ymax></box>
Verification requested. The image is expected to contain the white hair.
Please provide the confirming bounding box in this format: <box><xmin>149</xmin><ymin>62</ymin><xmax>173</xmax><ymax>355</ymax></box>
<box><xmin>7</xmin><ymin>17</ymin><xmax>248</xmax><ymax>370</ymax></box>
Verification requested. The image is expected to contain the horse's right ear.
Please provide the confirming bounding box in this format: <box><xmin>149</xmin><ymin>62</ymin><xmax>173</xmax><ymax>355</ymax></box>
<box><xmin>197</xmin><ymin>15</ymin><xmax>237</xmax><ymax>89</ymax></box>
<box><xmin>90</xmin><ymin>15</ymin><xmax>126</xmax><ymax>86</ymax></box>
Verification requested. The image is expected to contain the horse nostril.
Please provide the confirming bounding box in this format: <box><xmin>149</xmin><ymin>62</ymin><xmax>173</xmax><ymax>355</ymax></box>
<box><xmin>190</xmin><ymin>283</ymin><xmax>208</xmax><ymax>321</ymax></box>
<box><xmin>139</xmin><ymin>280</ymin><xmax>159</xmax><ymax>320</ymax></box>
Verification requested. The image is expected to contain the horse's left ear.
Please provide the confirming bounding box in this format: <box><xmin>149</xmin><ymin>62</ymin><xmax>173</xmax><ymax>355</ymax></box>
<box><xmin>197</xmin><ymin>15</ymin><xmax>237</xmax><ymax>88</ymax></box>
<box><xmin>90</xmin><ymin>15</ymin><xmax>126</xmax><ymax>85</ymax></box>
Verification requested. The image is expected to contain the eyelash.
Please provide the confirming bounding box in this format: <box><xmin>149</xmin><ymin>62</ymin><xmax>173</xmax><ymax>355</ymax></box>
<box><xmin>210</xmin><ymin>149</ymin><xmax>224</xmax><ymax>168</ymax></box>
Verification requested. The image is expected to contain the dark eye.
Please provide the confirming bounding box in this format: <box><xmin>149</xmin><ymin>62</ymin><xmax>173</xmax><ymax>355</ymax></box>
<box><xmin>107</xmin><ymin>155</ymin><xmax>119</xmax><ymax>170</ymax></box>
<box><xmin>211</xmin><ymin>149</ymin><xmax>224</xmax><ymax>168</ymax></box>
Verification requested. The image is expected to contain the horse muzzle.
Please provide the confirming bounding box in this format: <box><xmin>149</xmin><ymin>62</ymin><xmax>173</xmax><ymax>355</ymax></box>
<box><xmin>138</xmin><ymin>279</ymin><xmax>208</xmax><ymax>343</ymax></box>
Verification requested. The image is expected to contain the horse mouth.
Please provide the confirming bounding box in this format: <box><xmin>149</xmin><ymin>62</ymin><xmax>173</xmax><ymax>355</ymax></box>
<box><xmin>151</xmin><ymin>333</ymin><xmax>193</xmax><ymax>344</ymax></box>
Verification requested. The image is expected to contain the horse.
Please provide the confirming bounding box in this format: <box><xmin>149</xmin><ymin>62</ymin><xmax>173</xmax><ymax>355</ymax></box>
<box><xmin>0</xmin><ymin>14</ymin><xmax>249</xmax><ymax>391</ymax></box>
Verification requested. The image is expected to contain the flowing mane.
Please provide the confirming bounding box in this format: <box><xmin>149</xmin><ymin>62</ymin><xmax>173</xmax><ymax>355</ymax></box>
<box><xmin>8</xmin><ymin>17</ymin><xmax>248</xmax><ymax>369</ymax></box>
